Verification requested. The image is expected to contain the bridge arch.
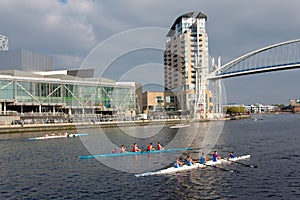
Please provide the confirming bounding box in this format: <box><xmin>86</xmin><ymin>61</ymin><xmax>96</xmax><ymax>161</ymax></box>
<box><xmin>208</xmin><ymin>39</ymin><xmax>300</xmax><ymax>79</ymax></box>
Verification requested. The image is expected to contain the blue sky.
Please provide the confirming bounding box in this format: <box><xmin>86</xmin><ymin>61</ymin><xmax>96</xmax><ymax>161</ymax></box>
<box><xmin>0</xmin><ymin>0</ymin><xmax>300</xmax><ymax>104</ymax></box>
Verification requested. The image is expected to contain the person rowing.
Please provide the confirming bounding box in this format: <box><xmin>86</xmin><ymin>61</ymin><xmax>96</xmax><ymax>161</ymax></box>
<box><xmin>213</xmin><ymin>151</ymin><xmax>221</xmax><ymax>162</ymax></box>
<box><xmin>147</xmin><ymin>143</ymin><xmax>155</xmax><ymax>151</ymax></box>
<box><xmin>186</xmin><ymin>155</ymin><xmax>196</xmax><ymax>166</ymax></box>
<box><xmin>200</xmin><ymin>152</ymin><xmax>207</xmax><ymax>164</ymax></box>
<box><xmin>157</xmin><ymin>142</ymin><xmax>164</xmax><ymax>150</ymax></box>
<box><xmin>174</xmin><ymin>156</ymin><xmax>184</xmax><ymax>168</ymax></box>
<box><xmin>133</xmin><ymin>143</ymin><xmax>141</xmax><ymax>152</ymax></box>
<box><xmin>120</xmin><ymin>144</ymin><xmax>126</xmax><ymax>153</ymax></box>
<box><xmin>228</xmin><ymin>151</ymin><xmax>235</xmax><ymax>159</ymax></box>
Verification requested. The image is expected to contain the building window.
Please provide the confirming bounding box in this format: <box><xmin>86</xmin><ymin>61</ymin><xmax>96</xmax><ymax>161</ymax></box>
<box><xmin>156</xmin><ymin>96</ymin><xmax>164</xmax><ymax>103</ymax></box>
<box><xmin>166</xmin><ymin>96</ymin><xmax>175</xmax><ymax>103</ymax></box>
<box><xmin>148</xmin><ymin>105</ymin><xmax>154</xmax><ymax>111</ymax></box>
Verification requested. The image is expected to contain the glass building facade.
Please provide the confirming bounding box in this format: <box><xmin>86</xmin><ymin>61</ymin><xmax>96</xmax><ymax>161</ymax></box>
<box><xmin>0</xmin><ymin>72</ymin><xmax>137</xmax><ymax>117</ymax></box>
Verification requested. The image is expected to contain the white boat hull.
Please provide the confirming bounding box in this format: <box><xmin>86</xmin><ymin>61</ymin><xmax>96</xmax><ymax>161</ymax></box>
<box><xmin>170</xmin><ymin>124</ymin><xmax>190</xmax><ymax>129</ymax></box>
<box><xmin>28</xmin><ymin>133</ymin><xmax>88</xmax><ymax>140</ymax></box>
<box><xmin>135</xmin><ymin>155</ymin><xmax>251</xmax><ymax>177</ymax></box>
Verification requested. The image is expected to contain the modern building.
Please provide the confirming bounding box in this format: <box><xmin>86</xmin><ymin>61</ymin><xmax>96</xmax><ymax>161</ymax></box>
<box><xmin>0</xmin><ymin>69</ymin><xmax>140</xmax><ymax>123</ymax></box>
<box><xmin>142</xmin><ymin>91</ymin><xmax>177</xmax><ymax>114</ymax></box>
<box><xmin>0</xmin><ymin>48</ymin><xmax>53</xmax><ymax>72</ymax></box>
<box><xmin>164</xmin><ymin>12</ymin><xmax>210</xmax><ymax>117</ymax></box>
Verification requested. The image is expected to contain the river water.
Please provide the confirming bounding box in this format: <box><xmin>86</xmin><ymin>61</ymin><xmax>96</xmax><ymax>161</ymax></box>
<box><xmin>0</xmin><ymin>114</ymin><xmax>299</xmax><ymax>199</ymax></box>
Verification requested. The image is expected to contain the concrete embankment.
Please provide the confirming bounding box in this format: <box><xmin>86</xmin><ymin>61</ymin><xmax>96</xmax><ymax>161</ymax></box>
<box><xmin>226</xmin><ymin>115</ymin><xmax>251</xmax><ymax>120</ymax></box>
<box><xmin>0</xmin><ymin>119</ymin><xmax>185</xmax><ymax>134</ymax></box>
<box><xmin>0</xmin><ymin>115</ymin><xmax>250</xmax><ymax>134</ymax></box>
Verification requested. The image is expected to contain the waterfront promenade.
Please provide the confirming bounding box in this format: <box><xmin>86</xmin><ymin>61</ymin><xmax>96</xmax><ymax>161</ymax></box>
<box><xmin>0</xmin><ymin>119</ymin><xmax>184</xmax><ymax>134</ymax></box>
<box><xmin>0</xmin><ymin>115</ymin><xmax>250</xmax><ymax>134</ymax></box>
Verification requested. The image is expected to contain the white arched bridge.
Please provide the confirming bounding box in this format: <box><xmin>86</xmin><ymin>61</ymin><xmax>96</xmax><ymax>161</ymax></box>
<box><xmin>208</xmin><ymin>39</ymin><xmax>300</xmax><ymax>80</ymax></box>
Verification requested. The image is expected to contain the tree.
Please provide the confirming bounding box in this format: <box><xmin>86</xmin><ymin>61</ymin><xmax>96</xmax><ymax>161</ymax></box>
<box><xmin>224</xmin><ymin>106</ymin><xmax>244</xmax><ymax>115</ymax></box>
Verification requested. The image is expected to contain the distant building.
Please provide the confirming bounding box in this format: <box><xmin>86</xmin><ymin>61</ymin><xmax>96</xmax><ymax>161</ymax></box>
<box><xmin>243</xmin><ymin>104</ymin><xmax>276</xmax><ymax>113</ymax></box>
<box><xmin>142</xmin><ymin>91</ymin><xmax>178</xmax><ymax>119</ymax></box>
<box><xmin>142</xmin><ymin>91</ymin><xmax>178</xmax><ymax>113</ymax></box>
<box><xmin>143</xmin><ymin>91</ymin><xmax>165</xmax><ymax>114</ymax></box>
<box><xmin>0</xmin><ymin>49</ymin><xmax>53</xmax><ymax>71</ymax></box>
<box><xmin>289</xmin><ymin>99</ymin><xmax>300</xmax><ymax>113</ymax></box>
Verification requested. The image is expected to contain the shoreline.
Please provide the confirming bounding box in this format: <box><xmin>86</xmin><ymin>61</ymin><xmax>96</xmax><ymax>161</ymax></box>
<box><xmin>0</xmin><ymin>115</ymin><xmax>251</xmax><ymax>134</ymax></box>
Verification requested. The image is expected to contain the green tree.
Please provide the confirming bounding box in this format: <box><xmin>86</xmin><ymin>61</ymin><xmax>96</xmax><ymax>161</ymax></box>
<box><xmin>224</xmin><ymin>106</ymin><xmax>244</xmax><ymax>115</ymax></box>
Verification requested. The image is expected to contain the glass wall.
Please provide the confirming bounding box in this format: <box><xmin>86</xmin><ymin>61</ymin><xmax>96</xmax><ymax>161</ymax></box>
<box><xmin>0</xmin><ymin>78</ymin><xmax>136</xmax><ymax>114</ymax></box>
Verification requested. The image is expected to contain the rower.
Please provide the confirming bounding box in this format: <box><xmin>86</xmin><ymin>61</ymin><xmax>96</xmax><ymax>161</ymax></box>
<box><xmin>228</xmin><ymin>151</ymin><xmax>235</xmax><ymax>159</ymax></box>
<box><xmin>157</xmin><ymin>142</ymin><xmax>164</xmax><ymax>150</ymax></box>
<box><xmin>133</xmin><ymin>143</ymin><xmax>141</xmax><ymax>152</ymax></box>
<box><xmin>120</xmin><ymin>144</ymin><xmax>126</xmax><ymax>153</ymax></box>
<box><xmin>186</xmin><ymin>155</ymin><xmax>195</xmax><ymax>166</ymax></box>
<box><xmin>174</xmin><ymin>156</ymin><xmax>184</xmax><ymax>168</ymax></box>
<box><xmin>200</xmin><ymin>152</ymin><xmax>207</xmax><ymax>164</ymax></box>
<box><xmin>213</xmin><ymin>151</ymin><xmax>221</xmax><ymax>162</ymax></box>
<box><xmin>147</xmin><ymin>143</ymin><xmax>155</xmax><ymax>151</ymax></box>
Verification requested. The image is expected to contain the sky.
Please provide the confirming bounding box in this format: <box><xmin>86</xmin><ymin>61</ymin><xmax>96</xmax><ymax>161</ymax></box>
<box><xmin>0</xmin><ymin>0</ymin><xmax>300</xmax><ymax>105</ymax></box>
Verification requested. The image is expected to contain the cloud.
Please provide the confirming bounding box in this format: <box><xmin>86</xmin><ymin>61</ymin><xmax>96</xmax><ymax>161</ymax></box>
<box><xmin>0</xmin><ymin>0</ymin><xmax>95</xmax><ymax>56</ymax></box>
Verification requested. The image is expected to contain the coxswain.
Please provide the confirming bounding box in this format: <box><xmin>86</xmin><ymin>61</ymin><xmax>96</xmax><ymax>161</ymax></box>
<box><xmin>147</xmin><ymin>143</ymin><xmax>155</xmax><ymax>151</ymax></box>
<box><xmin>186</xmin><ymin>155</ymin><xmax>195</xmax><ymax>166</ymax></box>
<box><xmin>120</xmin><ymin>144</ymin><xmax>126</xmax><ymax>153</ymax></box>
<box><xmin>174</xmin><ymin>156</ymin><xmax>184</xmax><ymax>168</ymax></box>
<box><xmin>213</xmin><ymin>151</ymin><xmax>221</xmax><ymax>162</ymax></box>
<box><xmin>157</xmin><ymin>142</ymin><xmax>164</xmax><ymax>150</ymax></box>
<box><xmin>200</xmin><ymin>153</ymin><xmax>207</xmax><ymax>164</ymax></box>
<box><xmin>133</xmin><ymin>143</ymin><xmax>141</xmax><ymax>152</ymax></box>
<box><xmin>228</xmin><ymin>151</ymin><xmax>235</xmax><ymax>159</ymax></box>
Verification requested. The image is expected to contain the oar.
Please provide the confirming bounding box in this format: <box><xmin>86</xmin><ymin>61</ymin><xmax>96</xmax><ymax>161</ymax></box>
<box><xmin>205</xmin><ymin>164</ymin><xmax>240</xmax><ymax>173</ymax></box>
<box><xmin>228</xmin><ymin>159</ymin><xmax>258</xmax><ymax>168</ymax></box>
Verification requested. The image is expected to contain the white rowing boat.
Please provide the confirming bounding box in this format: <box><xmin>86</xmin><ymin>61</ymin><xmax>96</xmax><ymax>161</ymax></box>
<box><xmin>135</xmin><ymin>155</ymin><xmax>250</xmax><ymax>177</ymax></box>
<box><xmin>170</xmin><ymin>124</ymin><xmax>191</xmax><ymax>129</ymax></box>
<box><xmin>28</xmin><ymin>133</ymin><xmax>88</xmax><ymax>140</ymax></box>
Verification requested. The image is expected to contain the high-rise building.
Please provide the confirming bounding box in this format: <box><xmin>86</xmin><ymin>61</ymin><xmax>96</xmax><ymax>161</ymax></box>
<box><xmin>164</xmin><ymin>12</ymin><xmax>210</xmax><ymax>116</ymax></box>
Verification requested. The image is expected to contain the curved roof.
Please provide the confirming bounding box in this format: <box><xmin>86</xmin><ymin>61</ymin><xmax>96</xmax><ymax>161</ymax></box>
<box><xmin>167</xmin><ymin>11</ymin><xmax>207</xmax><ymax>37</ymax></box>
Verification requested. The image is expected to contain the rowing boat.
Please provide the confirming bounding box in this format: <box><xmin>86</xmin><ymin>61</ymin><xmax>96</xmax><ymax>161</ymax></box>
<box><xmin>170</xmin><ymin>124</ymin><xmax>191</xmax><ymax>129</ymax></box>
<box><xmin>28</xmin><ymin>133</ymin><xmax>88</xmax><ymax>140</ymax></box>
<box><xmin>135</xmin><ymin>155</ymin><xmax>251</xmax><ymax>177</ymax></box>
<box><xmin>79</xmin><ymin>147</ymin><xmax>195</xmax><ymax>159</ymax></box>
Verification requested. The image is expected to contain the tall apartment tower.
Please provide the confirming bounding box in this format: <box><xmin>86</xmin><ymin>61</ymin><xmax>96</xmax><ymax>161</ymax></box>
<box><xmin>164</xmin><ymin>12</ymin><xmax>209</xmax><ymax>116</ymax></box>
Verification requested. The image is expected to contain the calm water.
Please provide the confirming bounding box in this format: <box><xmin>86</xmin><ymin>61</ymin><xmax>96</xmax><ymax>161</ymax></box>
<box><xmin>0</xmin><ymin>114</ymin><xmax>299</xmax><ymax>199</ymax></box>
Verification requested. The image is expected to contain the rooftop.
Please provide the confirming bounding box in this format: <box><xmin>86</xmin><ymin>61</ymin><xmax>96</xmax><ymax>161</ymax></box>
<box><xmin>166</xmin><ymin>11</ymin><xmax>207</xmax><ymax>37</ymax></box>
